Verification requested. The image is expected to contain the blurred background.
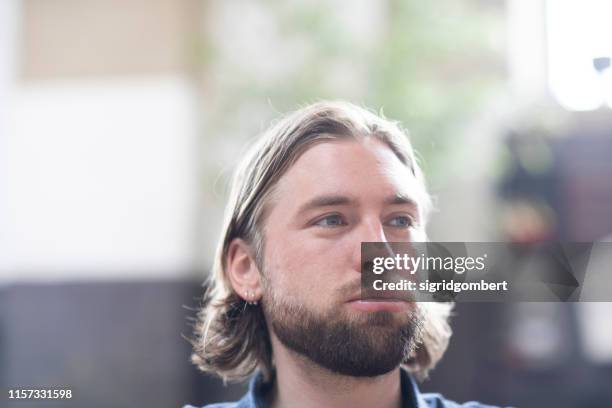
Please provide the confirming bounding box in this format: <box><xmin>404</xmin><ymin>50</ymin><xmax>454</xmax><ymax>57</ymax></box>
<box><xmin>1</xmin><ymin>0</ymin><xmax>612</xmax><ymax>407</ymax></box>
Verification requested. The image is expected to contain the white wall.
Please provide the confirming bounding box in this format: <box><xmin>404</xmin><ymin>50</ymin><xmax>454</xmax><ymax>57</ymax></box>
<box><xmin>1</xmin><ymin>77</ymin><xmax>199</xmax><ymax>282</ymax></box>
<box><xmin>0</xmin><ymin>0</ymin><xmax>19</xmax><ymax>281</ymax></box>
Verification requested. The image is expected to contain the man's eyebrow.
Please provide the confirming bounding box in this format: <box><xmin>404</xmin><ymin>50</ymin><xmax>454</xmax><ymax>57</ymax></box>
<box><xmin>384</xmin><ymin>193</ymin><xmax>419</xmax><ymax>209</ymax></box>
<box><xmin>296</xmin><ymin>195</ymin><xmax>354</xmax><ymax>215</ymax></box>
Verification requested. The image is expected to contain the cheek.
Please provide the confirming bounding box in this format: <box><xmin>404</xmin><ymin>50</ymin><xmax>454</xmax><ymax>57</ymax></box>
<box><xmin>411</xmin><ymin>227</ymin><xmax>427</xmax><ymax>242</ymax></box>
<box><xmin>263</xmin><ymin>239</ymin><xmax>308</xmax><ymax>293</ymax></box>
<box><xmin>263</xmin><ymin>234</ymin><xmax>352</xmax><ymax>299</ymax></box>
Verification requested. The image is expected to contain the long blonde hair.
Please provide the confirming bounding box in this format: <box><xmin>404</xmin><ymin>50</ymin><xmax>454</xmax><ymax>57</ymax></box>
<box><xmin>191</xmin><ymin>101</ymin><xmax>453</xmax><ymax>382</ymax></box>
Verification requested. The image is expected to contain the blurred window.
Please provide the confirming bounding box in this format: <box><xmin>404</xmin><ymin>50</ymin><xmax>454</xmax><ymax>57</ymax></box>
<box><xmin>547</xmin><ymin>0</ymin><xmax>612</xmax><ymax>110</ymax></box>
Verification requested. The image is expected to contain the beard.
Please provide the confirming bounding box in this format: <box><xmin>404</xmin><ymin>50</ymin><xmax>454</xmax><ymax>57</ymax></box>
<box><xmin>262</xmin><ymin>285</ymin><xmax>424</xmax><ymax>378</ymax></box>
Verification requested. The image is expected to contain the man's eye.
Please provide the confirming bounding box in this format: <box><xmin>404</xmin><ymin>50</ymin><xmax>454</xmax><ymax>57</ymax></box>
<box><xmin>387</xmin><ymin>215</ymin><xmax>414</xmax><ymax>228</ymax></box>
<box><xmin>314</xmin><ymin>214</ymin><xmax>347</xmax><ymax>228</ymax></box>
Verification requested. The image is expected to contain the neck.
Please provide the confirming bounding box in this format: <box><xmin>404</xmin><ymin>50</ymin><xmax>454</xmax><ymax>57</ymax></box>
<box><xmin>267</xmin><ymin>336</ymin><xmax>403</xmax><ymax>408</ymax></box>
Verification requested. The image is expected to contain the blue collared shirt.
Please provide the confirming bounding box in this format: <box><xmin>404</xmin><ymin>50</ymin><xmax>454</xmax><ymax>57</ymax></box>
<box><xmin>184</xmin><ymin>369</ymin><xmax>505</xmax><ymax>408</ymax></box>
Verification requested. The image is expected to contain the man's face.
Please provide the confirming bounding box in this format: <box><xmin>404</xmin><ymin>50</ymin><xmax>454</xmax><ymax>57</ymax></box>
<box><xmin>259</xmin><ymin>138</ymin><xmax>427</xmax><ymax>377</ymax></box>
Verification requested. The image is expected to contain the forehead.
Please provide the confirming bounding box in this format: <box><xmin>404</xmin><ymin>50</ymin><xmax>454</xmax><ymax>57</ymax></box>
<box><xmin>271</xmin><ymin>138</ymin><xmax>426</xmax><ymax>210</ymax></box>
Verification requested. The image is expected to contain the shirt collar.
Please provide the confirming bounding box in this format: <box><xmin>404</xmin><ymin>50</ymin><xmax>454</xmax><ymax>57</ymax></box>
<box><xmin>239</xmin><ymin>368</ymin><xmax>427</xmax><ymax>408</ymax></box>
<box><xmin>401</xmin><ymin>368</ymin><xmax>429</xmax><ymax>408</ymax></box>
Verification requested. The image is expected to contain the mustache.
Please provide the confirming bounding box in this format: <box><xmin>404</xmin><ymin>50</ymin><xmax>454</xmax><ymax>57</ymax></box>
<box><xmin>336</xmin><ymin>280</ymin><xmax>363</xmax><ymax>301</ymax></box>
<box><xmin>337</xmin><ymin>279</ymin><xmax>416</xmax><ymax>302</ymax></box>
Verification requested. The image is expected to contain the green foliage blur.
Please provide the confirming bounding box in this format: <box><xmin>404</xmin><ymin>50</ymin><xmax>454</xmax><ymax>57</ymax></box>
<box><xmin>199</xmin><ymin>0</ymin><xmax>506</xmax><ymax>189</ymax></box>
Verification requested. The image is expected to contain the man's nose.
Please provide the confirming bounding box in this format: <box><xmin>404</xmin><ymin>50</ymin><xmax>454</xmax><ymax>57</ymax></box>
<box><xmin>351</xmin><ymin>219</ymin><xmax>390</xmax><ymax>274</ymax></box>
<box><xmin>359</xmin><ymin>218</ymin><xmax>388</xmax><ymax>243</ymax></box>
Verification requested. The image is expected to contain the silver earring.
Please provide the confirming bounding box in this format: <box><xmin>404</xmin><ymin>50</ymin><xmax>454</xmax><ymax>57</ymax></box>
<box><xmin>246</xmin><ymin>290</ymin><xmax>258</xmax><ymax>306</ymax></box>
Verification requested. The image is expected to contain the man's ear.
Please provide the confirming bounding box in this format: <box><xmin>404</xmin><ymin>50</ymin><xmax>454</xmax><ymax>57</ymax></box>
<box><xmin>226</xmin><ymin>238</ymin><xmax>263</xmax><ymax>303</ymax></box>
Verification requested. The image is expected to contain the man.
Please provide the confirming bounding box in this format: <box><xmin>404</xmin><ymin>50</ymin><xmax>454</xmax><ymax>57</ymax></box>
<box><xmin>186</xmin><ymin>101</ymin><xmax>503</xmax><ymax>408</ymax></box>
